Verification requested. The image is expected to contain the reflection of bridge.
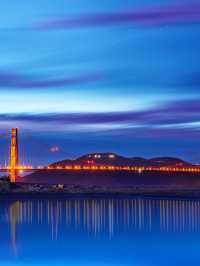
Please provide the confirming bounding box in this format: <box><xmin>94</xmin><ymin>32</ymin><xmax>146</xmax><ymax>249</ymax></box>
<box><xmin>2</xmin><ymin>128</ymin><xmax>200</xmax><ymax>183</ymax></box>
<box><xmin>7</xmin><ymin>197</ymin><xmax>200</xmax><ymax>253</ymax></box>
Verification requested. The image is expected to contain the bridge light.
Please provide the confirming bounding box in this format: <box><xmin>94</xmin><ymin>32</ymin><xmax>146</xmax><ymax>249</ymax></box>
<box><xmin>138</xmin><ymin>168</ymin><xmax>143</xmax><ymax>174</ymax></box>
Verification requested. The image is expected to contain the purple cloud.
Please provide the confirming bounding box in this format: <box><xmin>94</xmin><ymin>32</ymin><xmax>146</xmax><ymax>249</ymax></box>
<box><xmin>1</xmin><ymin>99</ymin><xmax>200</xmax><ymax>138</ymax></box>
<box><xmin>0</xmin><ymin>71</ymin><xmax>103</xmax><ymax>89</ymax></box>
<box><xmin>34</xmin><ymin>3</ymin><xmax>200</xmax><ymax>30</ymax></box>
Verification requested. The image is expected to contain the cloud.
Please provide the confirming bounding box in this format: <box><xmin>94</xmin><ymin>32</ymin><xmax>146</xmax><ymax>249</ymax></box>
<box><xmin>0</xmin><ymin>71</ymin><xmax>103</xmax><ymax>89</ymax></box>
<box><xmin>1</xmin><ymin>99</ymin><xmax>200</xmax><ymax>137</ymax></box>
<box><xmin>34</xmin><ymin>3</ymin><xmax>200</xmax><ymax>30</ymax></box>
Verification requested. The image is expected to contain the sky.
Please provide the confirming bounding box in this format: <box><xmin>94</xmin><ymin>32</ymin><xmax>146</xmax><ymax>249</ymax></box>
<box><xmin>0</xmin><ymin>0</ymin><xmax>200</xmax><ymax>164</ymax></box>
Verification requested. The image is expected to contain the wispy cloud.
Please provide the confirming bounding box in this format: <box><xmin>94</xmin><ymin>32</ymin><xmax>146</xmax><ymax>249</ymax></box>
<box><xmin>0</xmin><ymin>71</ymin><xmax>103</xmax><ymax>89</ymax></box>
<box><xmin>1</xmin><ymin>99</ymin><xmax>200</xmax><ymax>137</ymax></box>
<box><xmin>34</xmin><ymin>3</ymin><xmax>200</xmax><ymax>30</ymax></box>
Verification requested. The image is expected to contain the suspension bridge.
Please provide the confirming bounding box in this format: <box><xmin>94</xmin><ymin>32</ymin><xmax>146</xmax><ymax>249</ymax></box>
<box><xmin>1</xmin><ymin>128</ymin><xmax>200</xmax><ymax>183</ymax></box>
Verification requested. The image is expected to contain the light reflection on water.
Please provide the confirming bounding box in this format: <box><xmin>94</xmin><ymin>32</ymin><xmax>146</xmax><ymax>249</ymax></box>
<box><xmin>1</xmin><ymin>197</ymin><xmax>200</xmax><ymax>265</ymax></box>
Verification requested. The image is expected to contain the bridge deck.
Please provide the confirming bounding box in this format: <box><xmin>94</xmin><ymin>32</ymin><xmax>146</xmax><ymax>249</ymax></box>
<box><xmin>1</xmin><ymin>165</ymin><xmax>200</xmax><ymax>173</ymax></box>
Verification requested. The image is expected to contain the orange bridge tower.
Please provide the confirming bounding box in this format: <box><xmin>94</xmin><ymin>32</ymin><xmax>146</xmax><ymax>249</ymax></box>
<box><xmin>10</xmin><ymin>128</ymin><xmax>19</xmax><ymax>183</ymax></box>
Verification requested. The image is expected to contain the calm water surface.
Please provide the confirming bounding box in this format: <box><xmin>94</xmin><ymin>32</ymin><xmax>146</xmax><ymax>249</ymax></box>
<box><xmin>1</xmin><ymin>196</ymin><xmax>200</xmax><ymax>266</ymax></box>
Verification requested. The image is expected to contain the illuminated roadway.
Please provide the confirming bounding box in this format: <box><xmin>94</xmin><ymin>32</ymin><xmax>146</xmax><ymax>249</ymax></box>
<box><xmin>1</xmin><ymin>165</ymin><xmax>200</xmax><ymax>173</ymax></box>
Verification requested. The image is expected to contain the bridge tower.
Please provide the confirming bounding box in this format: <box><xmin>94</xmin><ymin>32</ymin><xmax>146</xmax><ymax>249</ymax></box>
<box><xmin>10</xmin><ymin>128</ymin><xmax>19</xmax><ymax>183</ymax></box>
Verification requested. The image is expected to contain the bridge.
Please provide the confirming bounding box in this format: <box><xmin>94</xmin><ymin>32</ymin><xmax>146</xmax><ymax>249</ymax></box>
<box><xmin>2</xmin><ymin>128</ymin><xmax>200</xmax><ymax>183</ymax></box>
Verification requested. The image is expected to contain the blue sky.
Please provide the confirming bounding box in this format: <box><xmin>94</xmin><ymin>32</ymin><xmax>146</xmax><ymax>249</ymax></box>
<box><xmin>0</xmin><ymin>0</ymin><xmax>200</xmax><ymax>164</ymax></box>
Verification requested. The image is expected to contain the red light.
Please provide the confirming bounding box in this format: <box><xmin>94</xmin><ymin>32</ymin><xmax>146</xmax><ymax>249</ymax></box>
<box><xmin>86</xmin><ymin>160</ymin><xmax>94</xmax><ymax>164</ymax></box>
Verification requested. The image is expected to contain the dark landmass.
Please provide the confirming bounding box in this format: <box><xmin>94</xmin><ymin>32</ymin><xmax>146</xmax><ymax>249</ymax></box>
<box><xmin>50</xmin><ymin>153</ymin><xmax>192</xmax><ymax>167</ymax></box>
<box><xmin>21</xmin><ymin>170</ymin><xmax>200</xmax><ymax>187</ymax></box>
<box><xmin>1</xmin><ymin>177</ymin><xmax>200</xmax><ymax>198</ymax></box>
<box><xmin>21</xmin><ymin>152</ymin><xmax>199</xmax><ymax>187</ymax></box>
<box><xmin>1</xmin><ymin>153</ymin><xmax>200</xmax><ymax>197</ymax></box>
<box><xmin>18</xmin><ymin>169</ymin><xmax>200</xmax><ymax>197</ymax></box>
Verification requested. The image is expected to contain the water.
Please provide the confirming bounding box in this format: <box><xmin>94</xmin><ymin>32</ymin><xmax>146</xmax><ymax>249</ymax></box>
<box><xmin>1</xmin><ymin>195</ymin><xmax>200</xmax><ymax>266</ymax></box>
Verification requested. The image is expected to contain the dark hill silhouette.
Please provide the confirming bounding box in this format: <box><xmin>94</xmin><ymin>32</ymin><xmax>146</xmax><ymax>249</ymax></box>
<box><xmin>50</xmin><ymin>153</ymin><xmax>192</xmax><ymax>167</ymax></box>
<box><xmin>149</xmin><ymin>157</ymin><xmax>191</xmax><ymax>167</ymax></box>
<box><xmin>19</xmin><ymin>153</ymin><xmax>200</xmax><ymax>189</ymax></box>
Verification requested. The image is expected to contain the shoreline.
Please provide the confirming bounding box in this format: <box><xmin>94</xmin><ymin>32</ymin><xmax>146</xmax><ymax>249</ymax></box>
<box><xmin>1</xmin><ymin>188</ymin><xmax>200</xmax><ymax>199</ymax></box>
<box><xmin>2</xmin><ymin>178</ymin><xmax>200</xmax><ymax>198</ymax></box>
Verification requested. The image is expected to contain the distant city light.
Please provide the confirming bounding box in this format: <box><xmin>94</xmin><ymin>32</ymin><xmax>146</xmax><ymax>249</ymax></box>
<box><xmin>94</xmin><ymin>154</ymin><xmax>101</xmax><ymax>158</ymax></box>
<box><xmin>50</xmin><ymin>146</ymin><xmax>60</xmax><ymax>153</ymax></box>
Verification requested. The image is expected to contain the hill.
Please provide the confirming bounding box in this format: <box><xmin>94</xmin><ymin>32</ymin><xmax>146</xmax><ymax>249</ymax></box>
<box><xmin>50</xmin><ymin>153</ymin><xmax>192</xmax><ymax>168</ymax></box>
<box><xmin>19</xmin><ymin>153</ymin><xmax>200</xmax><ymax>190</ymax></box>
